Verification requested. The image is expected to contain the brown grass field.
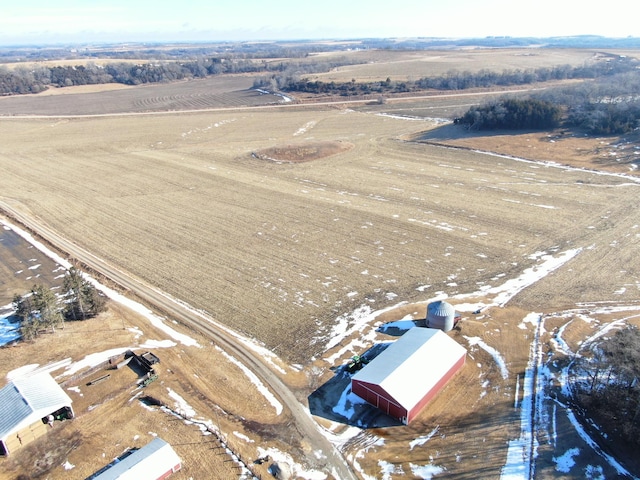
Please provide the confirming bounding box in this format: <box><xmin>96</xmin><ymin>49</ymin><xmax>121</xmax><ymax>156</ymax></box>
<box><xmin>1</xmin><ymin>47</ymin><xmax>640</xmax><ymax>479</ymax></box>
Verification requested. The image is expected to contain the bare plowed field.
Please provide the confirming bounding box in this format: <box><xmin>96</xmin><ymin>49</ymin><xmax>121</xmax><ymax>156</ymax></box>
<box><xmin>1</xmin><ymin>106</ymin><xmax>638</xmax><ymax>366</ymax></box>
<box><xmin>0</xmin><ymin>75</ymin><xmax>282</xmax><ymax>115</ymax></box>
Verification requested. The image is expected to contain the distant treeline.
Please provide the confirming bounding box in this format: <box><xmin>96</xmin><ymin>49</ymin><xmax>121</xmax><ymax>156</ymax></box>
<box><xmin>0</xmin><ymin>55</ymin><xmax>359</xmax><ymax>95</ymax></box>
<box><xmin>456</xmin><ymin>69</ymin><xmax>640</xmax><ymax>135</ymax></box>
<box><xmin>360</xmin><ymin>35</ymin><xmax>640</xmax><ymax>50</ymax></box>
<box><xmin>0</xmin><ymin>58</ymin><xmax>268</xmax><ymax>95</ymax></box>
<box><xmin>259</xmin><ymin>53</ymin><xmax>639</xmax><ymax>97</ymax></box>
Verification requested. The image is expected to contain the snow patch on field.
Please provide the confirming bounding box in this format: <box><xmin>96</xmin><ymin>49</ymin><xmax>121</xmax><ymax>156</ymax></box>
<box><xmin>257</xmin><ymin>446</ymin><xmax>327</xmax><ymax>480</ymax></box>
<box><xmin>215</xmin><ymin>346</ymin><xmax>283</xmax><ymax>415</ymax></box>
<box><xmin>409</xmin><ymin>426</ymin><xmax>439</xmax><ymax>451</ymax></box>
<box><xmin>167</xmin><ymin>388</ymin><xmax>196</xmax><ymax>418</ymax></box>
<box><xmin>323</xmin><ymin>303</ymin><xmax>404</xmax><ymax>363</ymax></box>
<box><xmin>464</xmin><ymin>336</ymin><xmax>509</xmax><ymax>379</ymax></box>
<box><xmin>294</xmin><ymin>121</ymin><xmax>316</xmax><ymax>136</ymax></box>
<box><xmin>410</xmin><ymin>463</ymin><xmax>446</xmax><ymax>479</ymax></box>
<box><xmin>553</xmin><ymin>447</ymin><xmax>580</xmax><ymax>473</ymax></box>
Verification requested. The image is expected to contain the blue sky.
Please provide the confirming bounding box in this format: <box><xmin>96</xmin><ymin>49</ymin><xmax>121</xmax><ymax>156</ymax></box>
<box><xmin>1</xmin><ymin>0</ymin><xmax>638</xmax><ymax>46</ymax></box>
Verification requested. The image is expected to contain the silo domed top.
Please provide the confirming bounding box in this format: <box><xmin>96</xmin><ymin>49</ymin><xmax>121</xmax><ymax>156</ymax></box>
<box><xmin>427</xmin><ymin>300</ymin><xmax>455</xmax><ymax>319</ymax></box>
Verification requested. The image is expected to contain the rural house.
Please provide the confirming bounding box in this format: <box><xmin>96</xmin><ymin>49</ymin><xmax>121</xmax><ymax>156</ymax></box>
<box><xmin>0</xmin><ymin>372</ymin><xmax>74</xmax><ymax>455</ymax></box>
<box><xmin>351</xmin><ymin>328</ymin><xmax>466</xmax><ymax>424</ymax></box>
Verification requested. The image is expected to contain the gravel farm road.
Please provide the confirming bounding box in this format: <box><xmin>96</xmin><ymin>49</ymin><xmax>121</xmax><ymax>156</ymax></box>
<box><xmin>0</xmin><ymin>202</ymin><xmax>358</xmax><ymax>480</ymax></box>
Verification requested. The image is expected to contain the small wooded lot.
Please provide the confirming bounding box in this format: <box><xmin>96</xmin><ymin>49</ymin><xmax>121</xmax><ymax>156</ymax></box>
<box><xmin>571</xmin><ymin>325</ymin><xmax>640</xmax><ymax>447</ymax></box>
<box><xmin>12</xmin><ymin>267</ymin><xmax>105</xmax><ymax>340</ymax></box>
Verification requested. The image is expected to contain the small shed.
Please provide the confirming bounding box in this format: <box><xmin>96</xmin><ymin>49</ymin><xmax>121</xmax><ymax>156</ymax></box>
<box><xmin>351</xmin><ymin>328</ymin><xmax>466</xmax><ymax>424</ymax></box>
<box><xmin>0</xmin><ymin>372</ymin><xmax>74</xmax><ymax>455</ymax></box>
<box><xmin>90</xmin><ymin>437</ymin><xmax>182</xmax><ymax>480</ymax></box>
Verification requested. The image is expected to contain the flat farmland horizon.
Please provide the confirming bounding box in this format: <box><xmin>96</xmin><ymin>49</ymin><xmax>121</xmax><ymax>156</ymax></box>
<box><xmin>1</xmin><ymin>103</ymin><xmax>638</xmax><ymax>364</ymax></box>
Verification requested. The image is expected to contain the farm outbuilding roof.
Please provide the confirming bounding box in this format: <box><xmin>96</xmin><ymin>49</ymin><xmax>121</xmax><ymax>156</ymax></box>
<box><xmin>351</xmin><ymin>327</ymin><xmax>466</xmax><ymax>423</ymax></box>
<box><xmin>0</xmin><ymin>372</ymin><xmax>73</xmax><ymax>445</ymax></box>
<box><xmin>91</xmin><ymin>437</ymin><xmax>182</xmax><ymax>480</ymax></box>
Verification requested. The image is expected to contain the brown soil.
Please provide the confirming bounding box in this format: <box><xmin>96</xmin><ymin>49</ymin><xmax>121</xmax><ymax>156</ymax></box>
<box><xmin>253</xmin><ymin>140</ymin><xmax>354</xmax><ymax>163</ymax></box>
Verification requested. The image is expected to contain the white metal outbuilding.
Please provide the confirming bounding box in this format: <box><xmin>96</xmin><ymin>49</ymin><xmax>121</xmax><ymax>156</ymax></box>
<box><xmin>0</xmin><ymin>372</ymin><xmax>74</xmax><ymax>455</ymax></box>
<box><xmin>351</xmin><ymin>328</ymin><xmax>466</xmax><ymax>424</ymax></box>
<box><xmin>91</xmin><ymin>437</ymin><xmax>182</xmax><ymax>480</ymax></box>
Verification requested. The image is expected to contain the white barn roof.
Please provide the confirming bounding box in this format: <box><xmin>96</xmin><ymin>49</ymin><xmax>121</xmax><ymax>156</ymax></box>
<box><xmin>0</xmin><ymin>372</ymin><xmax>73</xmax><ymax>441</ymax></box>
<box><xmin>352</xmin><ymin>328</ymin><xmax>466</xmax><ymax>411</ymax></box>
<box><xmin>92</xmin><ymin>437</ymin><xmax>181</xmax><ymax>480</ymax></box>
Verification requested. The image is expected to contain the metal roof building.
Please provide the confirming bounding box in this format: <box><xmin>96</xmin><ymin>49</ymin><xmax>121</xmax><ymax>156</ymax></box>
<box><xmin>0</xmin><ymin>372</ymin><xmax>74</xmax><ymax>455</ymax></box>
<box><xmin>91</xmin><ymin>437</ymin><xmax>182</xmax><ymax>480</ymax></box>
<box><xmin>351</xmin><ymin>328</ymin><xmax>466</xmax><ymax>424</ymax></box>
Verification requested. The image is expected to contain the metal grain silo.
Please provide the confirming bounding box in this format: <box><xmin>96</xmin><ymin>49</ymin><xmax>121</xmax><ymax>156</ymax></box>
<box><xmin>426</xmin><ymin>300</ymin><xmax>456</xmax><ymax>332</ymax></box>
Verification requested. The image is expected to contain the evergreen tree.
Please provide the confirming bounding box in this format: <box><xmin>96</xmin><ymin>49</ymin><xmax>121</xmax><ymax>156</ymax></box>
<box><xmin>63</xmin><ymin>266</ymin><xmax>106</xmax><ymax>320</ymax></box>
<box><xmin>30</xmin><ymin>284</ymin><xmax>64</xmax><ymax>333</ymax></box>
<box><xmin>13</xmin><ymin>284</ymin><xmax>63</xmax><ymax>339</ymax></box>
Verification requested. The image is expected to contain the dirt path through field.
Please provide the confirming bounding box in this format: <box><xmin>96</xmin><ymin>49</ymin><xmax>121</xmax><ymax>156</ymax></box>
<box><xmin>0</xmin><ymin>203</ymin><xmax>358</xmax><ymax>480</ymax></box>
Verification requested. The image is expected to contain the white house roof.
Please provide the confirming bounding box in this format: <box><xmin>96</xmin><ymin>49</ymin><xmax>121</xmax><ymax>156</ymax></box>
<box><xmin>92</xmin><ymin>437</ymin><xmax>181</xmax><ymax>480</ymax></box>
<box><xmin>0</xmin><ymin>372</ymin><xmax>73</xmax><ymax>441</ymax></box>
<box><xmin>352</xmin><ymin>328</ymin><xmax>466</xmax><ymax>410</ymax></box>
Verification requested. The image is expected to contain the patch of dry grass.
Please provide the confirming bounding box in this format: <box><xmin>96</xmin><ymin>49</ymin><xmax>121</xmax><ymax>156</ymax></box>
<box><xmin>0</xmin><ymin>302</ymin><xmax>288</xmax><ymax>480</ymax></box>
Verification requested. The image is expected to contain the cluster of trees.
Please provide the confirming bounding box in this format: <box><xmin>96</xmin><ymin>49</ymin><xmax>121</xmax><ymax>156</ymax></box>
<box><xmin>571</xmin><ymin>325</ymin><xmax>640</xmax><ymax>447</ymax></box>
<box><xmin>553</xmin><ymin>71</ymin><xmax>640</xmax><ymax>135</ymax></box>
<box><xmin>12</xmin><ymin>267</ymin><xmax>106</xmax><ymax>341</ymax></box>
<box><xmin>453</xmin><ymin>98</ymin><xmax>562</xmax><ymax>130</ymax></box>
<box><xmin>566</xmin><ymin>101</ymin><xmax>640</xmax><ymax>135</ymax></box>
<box><xmin>455</xmin><ymin>67</ymin><xmax>640</xmax><ymax>134</ymax></box>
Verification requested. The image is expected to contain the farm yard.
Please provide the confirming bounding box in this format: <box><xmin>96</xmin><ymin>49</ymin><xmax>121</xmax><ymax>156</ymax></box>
<box><xmin>1</xmin><ymin>46</ymin><xmax>640</xmax><ymax>479</ymax></box>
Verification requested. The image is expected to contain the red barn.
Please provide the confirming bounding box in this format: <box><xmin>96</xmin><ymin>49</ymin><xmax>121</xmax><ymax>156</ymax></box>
<box><xmin>351</xmin><ymin>328</ymin><xmax>466</xmax><ymax>424</ymax></box>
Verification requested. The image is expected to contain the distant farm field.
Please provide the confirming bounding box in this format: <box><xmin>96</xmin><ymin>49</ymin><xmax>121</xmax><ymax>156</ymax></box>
<box><xmin>1</xmin><ymin>98</ymin><xmax>638</xmax><ymax>364</ymax></box>
<box><xmin>0</xmin><ymin>74</ymin><xmax>280</xmax><ymax>115</ymax></box>
<box><xmin>305</xmin><ymin>48</ymin><xmax>611</xmax><ymax>82</ymax></box>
